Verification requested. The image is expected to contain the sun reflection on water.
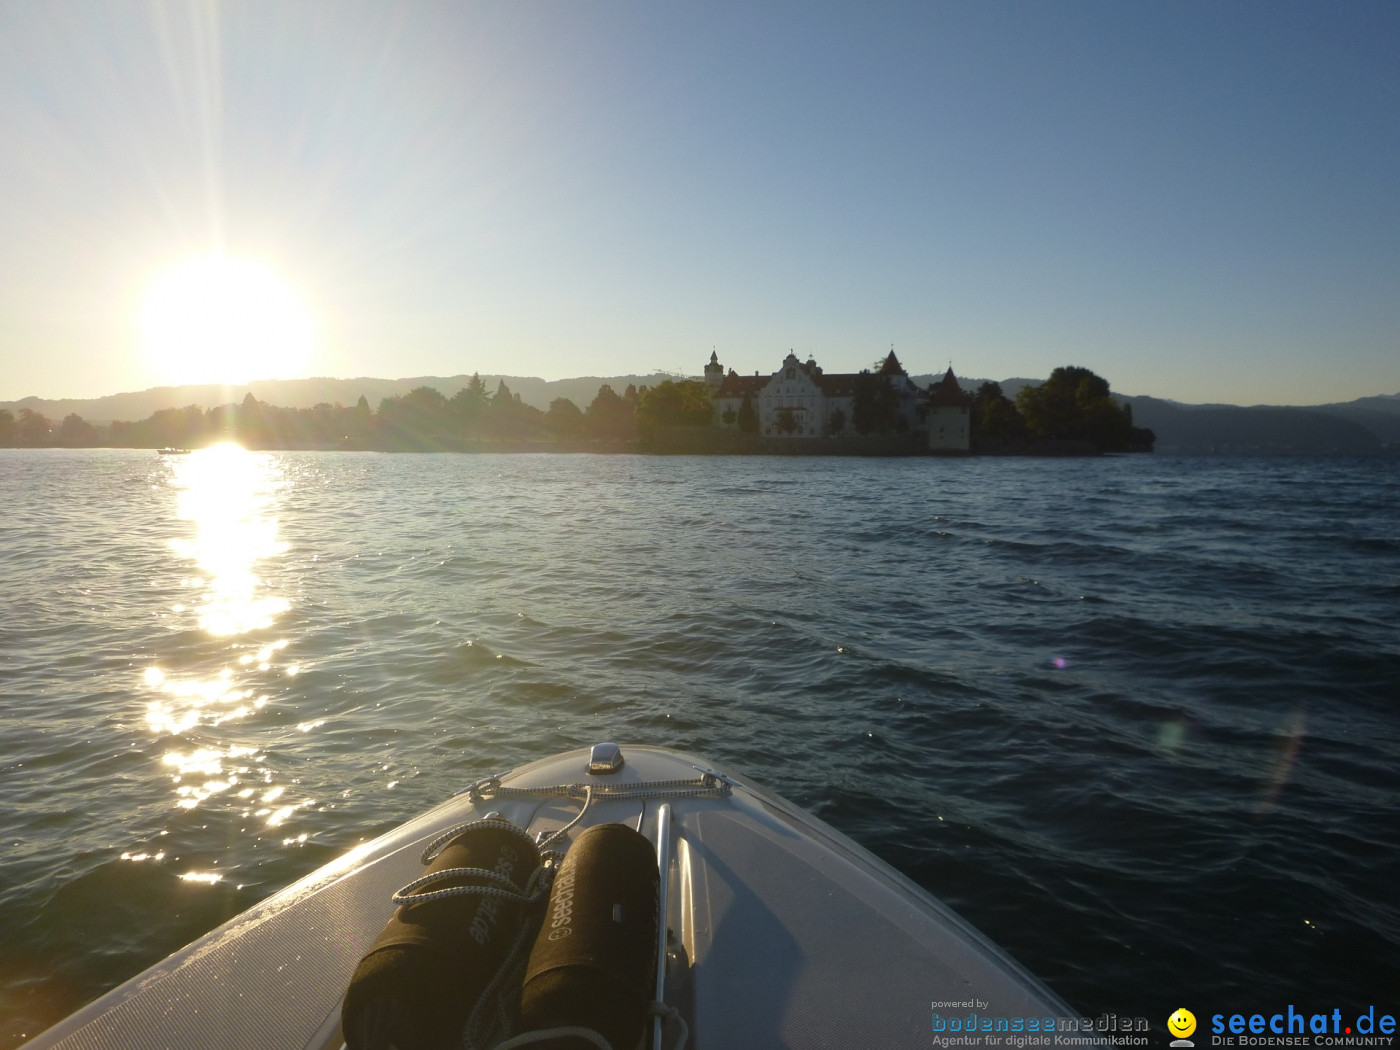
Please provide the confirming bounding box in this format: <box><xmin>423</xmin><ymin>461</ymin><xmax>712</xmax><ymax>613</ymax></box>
<box><xmin>161</xmin><ymin>745</ymin><xmax>258</xmax><ymax>809</ymax></box>
<box><xmin>167</xmin><ymin>443</ymin><xmax>290</xmax><ymax>637</ymax></box>
<box><xmin>138</xmin><ymin>443</ymin><xmax>315</xmax><ymax>839</ymax></box>
<box><xmin>143</xmin><ymin>665</ymin><xmax>268</xmax><ymax>734</ymax></box>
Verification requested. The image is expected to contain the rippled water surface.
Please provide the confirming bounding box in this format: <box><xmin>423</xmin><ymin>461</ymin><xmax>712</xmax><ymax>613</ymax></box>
<box><xmin>1</xmin><ymin>448</ymin><xmax>1397</xmax><ymax>1045</ymax></box>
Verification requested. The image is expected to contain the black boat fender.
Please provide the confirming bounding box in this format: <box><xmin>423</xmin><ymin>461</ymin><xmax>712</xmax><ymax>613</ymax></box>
<box><xmin>512</xmin><ymin>822</ymin><xmax>660</xmax><ymax>1050</ymax></box>
<box><xmin>341</xmin><ymin>818</ymin><xmax>544</xmax><ymax>1050</ymax></box>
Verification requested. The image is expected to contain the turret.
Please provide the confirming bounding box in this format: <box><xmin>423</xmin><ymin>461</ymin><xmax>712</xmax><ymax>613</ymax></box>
<box><xmin>704</xmin><ymin>350</ymin><xmax>724</xmax><ymax>389</ymax></box>
<box><xmin>928</xmin><ymin>365</ymin><xmax>970</xmax><ymax>452</ymax></box>
<box><xmin>878</xmin><ymin>349</ymin><xmax>907</xmax><ymax>376</ymax></box>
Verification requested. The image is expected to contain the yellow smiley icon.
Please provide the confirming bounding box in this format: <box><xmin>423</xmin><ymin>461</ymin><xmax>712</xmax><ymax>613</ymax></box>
<box><xmin>1169</xmin><ymin>1009</ymin><xmax>1197</xmax><ymax>1039</ymax></box>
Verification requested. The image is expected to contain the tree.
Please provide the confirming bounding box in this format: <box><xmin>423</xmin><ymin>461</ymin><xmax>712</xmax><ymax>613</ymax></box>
<box><xmin>483</xmin><ymin>381</ymin><xmax>541</xmax><ymax>440</ymax></box>
<box><xmin>136</xmin><ymin>405</ymin><xmax>201</xmax><ymax>449</ymax></box>
<box><xmin>737</xmin><ymin>392</ymin><xmax>759</xmax><ymax>434</ymax></box>
<box><xmin>238</xmin><ymin>392</ymin><xmax>268</xmax><ymax>447</ymax></box>
<box><xmin>17</xmin><ymin>408</ymin><xmax>53</xmax><ymax>447</ymax></box>
<box><xmin>851</xmin><ymin>371</ymin><xmax>899</xmax><ymax>435</ymax></box>
<box><xmin>584</xmin><ymin>383</ymin><xmax>637</xmax><ymax>442</ymax></box>
<box><xmin>774</xmin><ymin>407</ymin><xmax>800</xmax><ymax>434</ymax></box>
<box><xmin>406</xmin><ymin>385</ymin><xmax>449</xmax><ymax>412</ymax></box>
<box><xmin>546</xmin><ymin>397</ymin><xmax>584</xmax><ymax>439</ymax></box>
<box><xmin>636</xmin><ymin>380</ymin><xmax>714</xmax><ymax>434</ymax></box>
<box><xmin>1016</xmin><ymin>366</ymin><xmax>1134</xmax><ymax>451</ymax></box>
<box><xmin>589</xmin><ymin>383</ymin><xmax>623</xmax><ymax>413</ymax></box>
<box><xmin>0</xmin><ymin>409</ymin><xmax>16</xmax><ymax>446</ymax></box>
<box><xmin>346</xmin><ymin>395</ymin><xmax>373</xmax><ymax>447</ymax></box>
<box><xmin>184</xmin><ymin>404</ymin><xmax>206</xmax><ymax>444</ymax></box>
<box><xmin>377</xmin><ymin>387</ymin><xmax>455</xmax><ymax>449</ymax></box>
<box><xmin>971</xmin><ymin>382</ymin><xmax>1028</xmax><ymax>442</ymax></box>
<box><xmin>450</xmin><ymin>379</ymin><xmax>489</xmax><ymax>438</ymax></box>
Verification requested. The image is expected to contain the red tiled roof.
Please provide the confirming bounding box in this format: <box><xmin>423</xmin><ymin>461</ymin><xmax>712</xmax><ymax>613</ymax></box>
<box><xmin>928</xmin><ymin>367</ymin><xmax>971</xmax><ymax>406</ymax></box>
<box><xmin>715</xmin><ymin>372</ymin><xmax>768</xmax><ymax>398</ymax></box>
<box><xmin>878</xmin><ymin>350</ymin><xmax>907</xmax><ymax>376</ymax></box>
<box><xmin>815</xmin><ymin>374</ymin><xmax>858</xmax><ymax>396</ymax></box>
<box><xmin>714</xmin><ymin>363</ymin><xmax>923</xmax><ymax>401</ymax></box>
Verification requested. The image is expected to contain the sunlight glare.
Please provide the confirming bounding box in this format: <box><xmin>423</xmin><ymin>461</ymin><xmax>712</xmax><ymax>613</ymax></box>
<box><xmin>169</xmin><ymin>444</ymin><xmax>290</xmax><ymax>637</ymax></box>
<box><xmin>139</xmin><ymin>255</ymin><xmax>314</xmax><ymax>385</ymax></box>
<box><xmin>178</xmin><ymin>871</ymin><xmax>224</xmax><ymax>885</ymax></box>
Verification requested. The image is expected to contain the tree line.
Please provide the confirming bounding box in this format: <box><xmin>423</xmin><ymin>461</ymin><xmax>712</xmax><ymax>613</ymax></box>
<box><xmin>972</xmin><ymin>367</ymin><xmax>1155</xmax><ymax>452</ymax></box>
<box><xmin>0</xmin><ymin>365</ymin><xmax>1153</xmax><ymax>453</ymax></box>
<box><xmin>0</xmin><ymin>376</ymin><xmax>646</xmax><ymax>451</ymax></box>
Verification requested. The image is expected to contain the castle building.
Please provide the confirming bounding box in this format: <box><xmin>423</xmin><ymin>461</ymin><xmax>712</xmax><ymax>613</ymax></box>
<box><xmin>706</xmin><ymin>350</ymin><xmax>968</xmax><ymax>450</ymax></box>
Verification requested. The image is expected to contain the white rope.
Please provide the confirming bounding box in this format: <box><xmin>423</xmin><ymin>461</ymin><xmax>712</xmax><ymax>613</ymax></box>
<box><xmin>393</xmin><ymin>866</ymin><xmax>524</xmax><ymax>907</ymax></box>
<box><xmin>649</xmin><ymin>1001</ymin><xmax>690</xmax><ymax>1050</ymax></box>
<box><xmin>420</xmin><ymin>816</ymin><xmax>532</xmax><ymax>866</ymax></box>
<box><xmin>534</xmin><ymin>785</ymin><xmax>593</xmax><ymax>853</ymax></box>
<box><xmin>396</xmin><ymin>818</ymin><xmax>553</xmax><ymax>909</ymax></box>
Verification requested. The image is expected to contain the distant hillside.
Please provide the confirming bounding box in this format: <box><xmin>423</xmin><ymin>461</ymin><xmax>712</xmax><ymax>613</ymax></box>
<box><xmin>936</xmin><ymin>379</ymin><xmax>1396</xmax><ymax>453</ymax></box>
<box><xmin>1122</xmin><ymin>396</ymin><xmax>1389</xmax><ymax>454</ymax></box>
<box><xmin>1311</xmin><ymin>395</ymin><xmax>1400</xmax><ymax>449</ymax></box>
<box><xmin>933</xmin><ymin>378</ymin><xmax>1396</xmax><ymax>453</ymax></box>
<box><xmin>2</xmin><ymin>373</ymin><xmax>1043</xmax><ymax>425</ymax></box>
<box><xmin>0</xmin><ymin>373</ymin><xmax>676</xmax><ymax>424</ymax></box>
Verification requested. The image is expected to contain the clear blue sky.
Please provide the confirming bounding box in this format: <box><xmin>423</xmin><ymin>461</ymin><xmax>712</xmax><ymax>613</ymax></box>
<box><xmin>2</xmin><ymin>1</ymin><xmax>1396</xmax><ymax>405</ymax></box>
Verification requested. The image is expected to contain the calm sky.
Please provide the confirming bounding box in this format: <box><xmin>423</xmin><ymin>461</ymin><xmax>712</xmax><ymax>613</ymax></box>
<box><xmin>1</xmin><ymin>1</ymin><xmax>1396</xmax><ymax>405</ymax></box>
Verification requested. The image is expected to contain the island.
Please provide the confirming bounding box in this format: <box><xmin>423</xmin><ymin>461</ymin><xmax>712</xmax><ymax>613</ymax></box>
<box><xmin>0</xmin><ymin>352</ymin><xmax>1153</xmax><ymax>456</ymax></box>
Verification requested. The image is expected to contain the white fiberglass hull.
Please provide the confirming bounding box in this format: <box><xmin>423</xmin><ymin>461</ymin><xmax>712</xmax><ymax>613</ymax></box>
<box><xmin>24</xmin><ymin>745</ymin><xmax>1099</xmax><ymax>1050</ymax></box>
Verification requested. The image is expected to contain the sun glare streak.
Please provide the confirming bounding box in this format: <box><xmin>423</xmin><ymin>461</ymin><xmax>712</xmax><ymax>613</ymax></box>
<box><xmin>139</xmin><ymin>254</ymin><xmax>314</xmax><ymax>386</ymax></box>
<box><xmin>161</xmin><ymin>744</ymin><xmax>257</xmax><ymax>810</ymax></box>
<box><xmin>148</xmin><ymin>733</ymin><xmax>311</xmax><ymax>828</ymax></box>
<box><xmin>178</xmin><ymin>871</ymin><xmax>224</xmax><ymax>885</ymax></box>
<box><xmin>168</xmin><ymin>444</ymin><xmax>290</xmax><ymax>637</ymax></box>
<box><xmin>135</xmin><ymin>443</ymin><xmax>325</xmax><ymax>838</ymax></box>
<box><xmin>143</xmin><ymin>665</ymin><xmax>264</xmax><ymax>735</ymax></box>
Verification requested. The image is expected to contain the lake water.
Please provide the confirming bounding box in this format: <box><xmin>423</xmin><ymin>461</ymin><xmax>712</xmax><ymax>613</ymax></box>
<box><xmin>1</xmin><ymin>448</ymin><xmax>1397</xmax><ymax>1046</ymax></box>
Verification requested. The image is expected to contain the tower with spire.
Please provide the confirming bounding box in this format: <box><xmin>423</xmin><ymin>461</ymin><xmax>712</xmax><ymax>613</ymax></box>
<box><xmin>927</xmin><ymin>365</ymin><xmax>971</xmax><ymax>452</ymax></box>
<box><xmin>704</xmin><ymin>350</ymin><xmax>725</xmax><ymax>390</ymax></box>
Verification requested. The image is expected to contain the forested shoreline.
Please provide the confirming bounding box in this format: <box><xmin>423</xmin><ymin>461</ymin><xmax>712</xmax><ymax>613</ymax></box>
<box><xmin>0</xmin><ymin>367</ymin><xmax>1153</xmax><ymax>454</ymax></box>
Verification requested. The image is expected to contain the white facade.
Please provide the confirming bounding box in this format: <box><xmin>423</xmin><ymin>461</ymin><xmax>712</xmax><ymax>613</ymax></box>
<box><xmin>711</xmin><ymin>350</ymin><xmax>929</xmax><ymax>439</ymax></box>
<box><xmin>928</xmin><ymin>404</ymin><xmax>970</xmax><ymax>450</ymax></box>
<box><xmin>926</xmin><ymin>366</ymin><xmax>971</xmax><ymax>451</ymax></box>
<box><xmin>757</xmin><ymin>354</ymin><xmax>840</xmax><ymax>437</ymax></box>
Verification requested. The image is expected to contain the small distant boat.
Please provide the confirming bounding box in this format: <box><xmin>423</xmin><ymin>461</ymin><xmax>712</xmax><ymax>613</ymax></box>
<box><xmin>156</xmin><ymin>448</ymin><xmax>191</xmax><ymax>455</ymax></box>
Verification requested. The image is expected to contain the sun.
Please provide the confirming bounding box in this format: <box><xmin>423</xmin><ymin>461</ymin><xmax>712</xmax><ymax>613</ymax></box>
<box><xmin>139</xmin><ymin>255</ymin><xmax>315</xmax><ymax>386</ymax></box>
